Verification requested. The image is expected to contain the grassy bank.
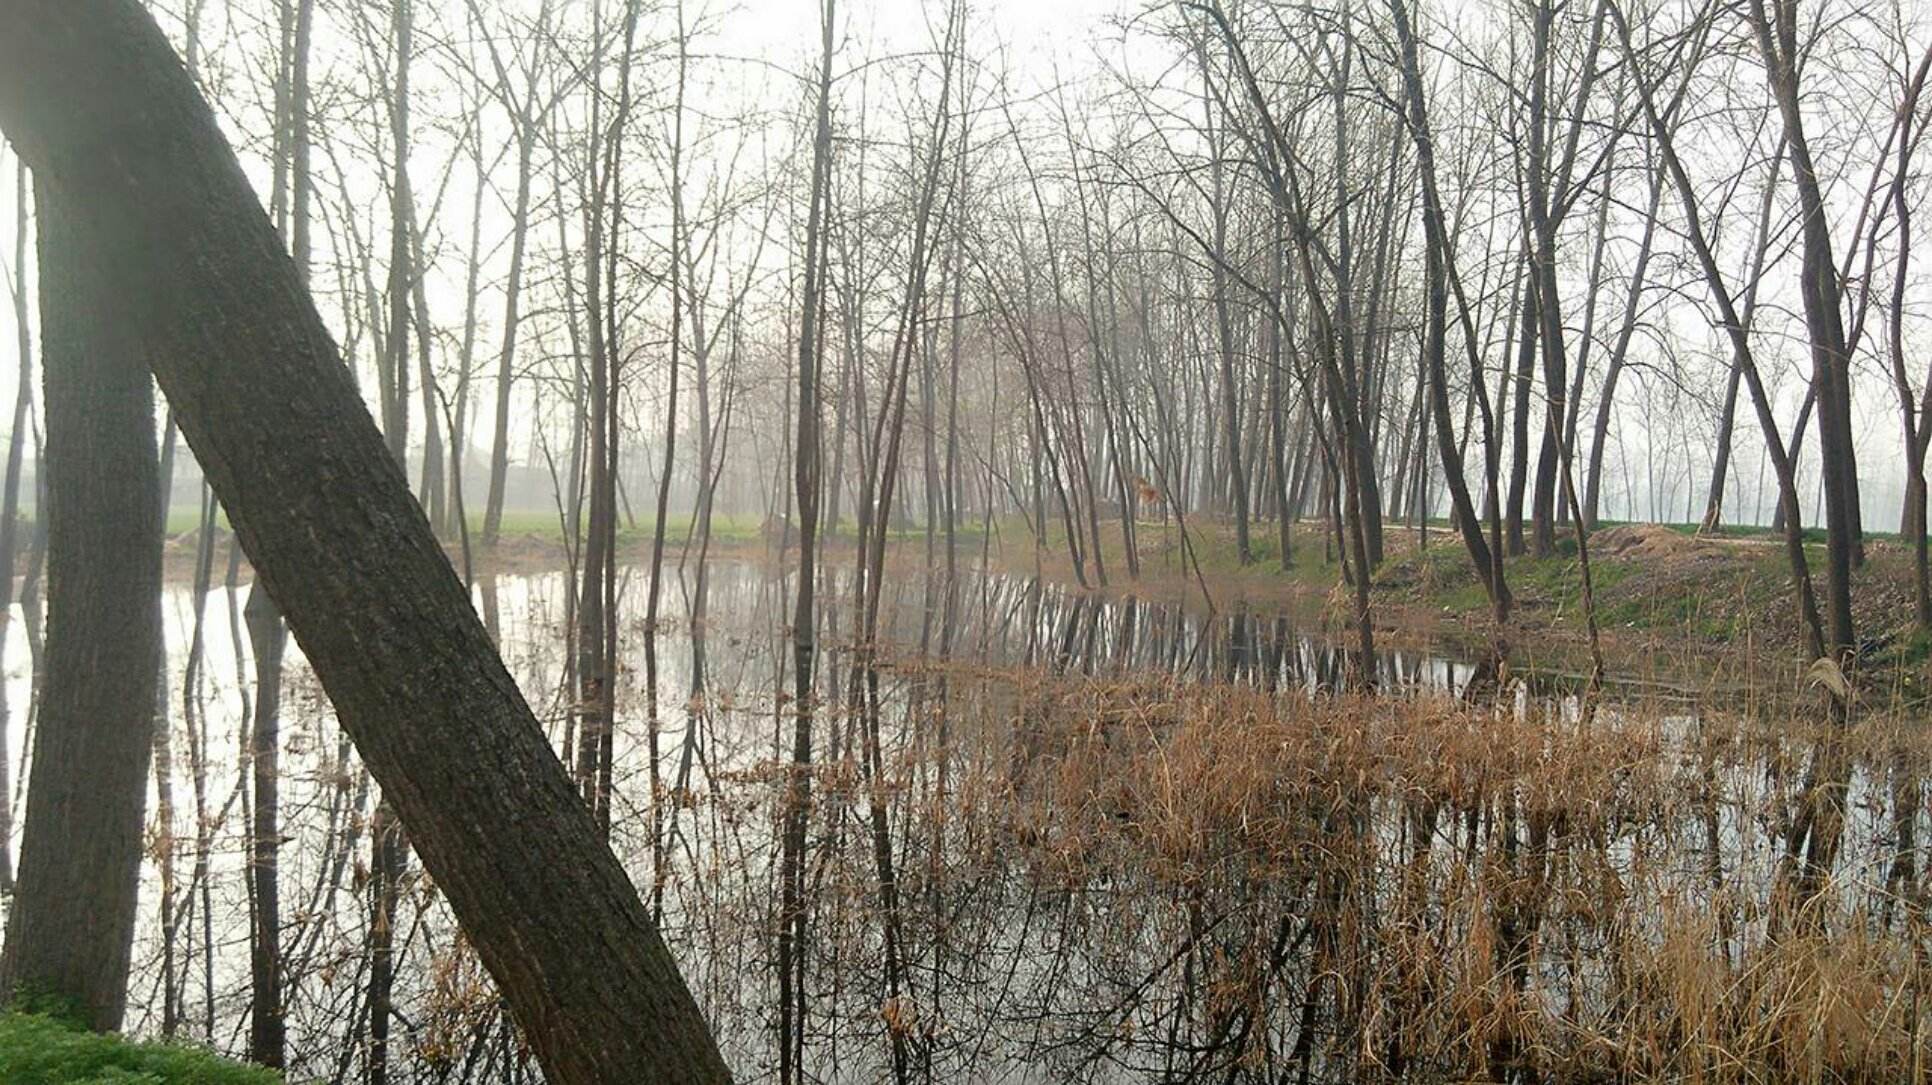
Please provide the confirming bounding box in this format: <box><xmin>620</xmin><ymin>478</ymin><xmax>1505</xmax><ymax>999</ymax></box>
<box><xmin>989</xmin><ymin>512</ymin><xmax>1932</xmax><ymax>688</ymax></box>
<box><xmin>143</xmin><ymin>502</ymin><xmax>1930</xmax><ymax>674</ymax></box>
<box><xmin>0</xmin><ymin>1012</ymin><xmax>277</xmax><ymax>1084</ymax></box>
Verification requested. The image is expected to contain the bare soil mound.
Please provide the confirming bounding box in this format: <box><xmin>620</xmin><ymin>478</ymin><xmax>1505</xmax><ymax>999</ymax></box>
<box><xmin>1589</xmin><ymin>523</ymin><xmax>1709</xmax><ymax>561</ymax></box>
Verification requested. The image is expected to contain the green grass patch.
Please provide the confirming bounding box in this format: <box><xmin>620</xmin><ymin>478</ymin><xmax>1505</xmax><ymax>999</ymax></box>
<box><xmin>0</xmin><ymin>1012</ymin><xmax>278</xmax><ymax>1084</ymax></box>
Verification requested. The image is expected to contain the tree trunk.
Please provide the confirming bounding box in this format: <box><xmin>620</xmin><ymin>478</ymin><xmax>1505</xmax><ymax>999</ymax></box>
<box><xmin>1584</xmin><ymin>161</ymin><xmax>1665</xmax><ymax>529</ymax></box>
<box><xmin>1526</xmin><ymin>0</ymin><xmax>1562</xmax><ymax>559</ymax></box>
<box><xmin>0</xmin><ymin>182</ymin><xmax>162</xmax><ymax>1032</ymax></box>
<box><xmin>1390</xmin><ymin>0</ymin><xmax>1510</xmax><ymax>622</ymax></box>
<box><xmin>1702</xmin><ymin>140</ymin><xmax>1783</xmax><ymax>533</ymax></box>
<box><xmin>482</xmin><ymin>131</ymin><xmax>534</xmax><ymax>548</ymax></box>
<box><xmin>1748</xmin><ymin>0</ymin><xmax>1859</xmax><ymax>649</ymax></box>
<box><xmin>780</xmin><ymin>9</ymin><xmax>834</xmax><ymax>1076</ymax></box>
<box><xmin>1201</xmin><ymin>58</ymin><xmax>1251</xmax><ymax>564</ymax></box>
<box><xmin>0</xmin><ymin>6</ymin><xmax>730</xmax><ymax>1080</ymax></box>
<box><xmin>1505</xmin><ymin>278</ymin><xmax>1534</xmax><ymax>554</ymax></box>
<box><xmin>380</xmin><ymin>0</ymin><xmax>413</xmax><ymax>468</ymax></box>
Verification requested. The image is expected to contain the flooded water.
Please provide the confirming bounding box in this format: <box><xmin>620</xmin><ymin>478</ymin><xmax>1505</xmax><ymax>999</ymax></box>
<box><xmin>1</xmin><ymin>552</ymin><xmax>1925</xmax><ymax>1083</ymax></box>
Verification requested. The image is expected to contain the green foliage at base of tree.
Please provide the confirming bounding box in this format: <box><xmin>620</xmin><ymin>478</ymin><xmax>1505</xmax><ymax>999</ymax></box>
<box><xmin>0</xmin><ymin>1013</ymin><xmax>279</xmax><ymax>1085</ymax></box>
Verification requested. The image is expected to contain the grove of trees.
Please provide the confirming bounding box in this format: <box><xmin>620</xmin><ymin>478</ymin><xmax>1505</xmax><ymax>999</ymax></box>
<box><xmin>0</xmin><ymin>0</ymin><xmax>1928</xmax><ymax>1079</ymax></box>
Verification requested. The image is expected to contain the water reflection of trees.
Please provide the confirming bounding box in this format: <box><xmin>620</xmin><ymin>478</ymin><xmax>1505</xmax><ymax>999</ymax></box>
<box><xmin>46</xmin><ymin>562</ymin><xmax>1932</xmax><ymax>1082</ymax></box>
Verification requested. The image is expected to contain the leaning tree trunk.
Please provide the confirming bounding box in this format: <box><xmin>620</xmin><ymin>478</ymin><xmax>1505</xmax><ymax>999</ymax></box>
<box><xmin>0</xmin><ymin>6</ymin><xmax>730</xmax><ymax>1081</ymax></box>
<box><xmin>1584</xmin><ymin>163</ymin><xmax>1665</xmax><ymax>529</ymax></box>
<box><xmin>0</xmin><ymin>181</ymin><xmax>163</xmax><ymax>1032</ymax></box>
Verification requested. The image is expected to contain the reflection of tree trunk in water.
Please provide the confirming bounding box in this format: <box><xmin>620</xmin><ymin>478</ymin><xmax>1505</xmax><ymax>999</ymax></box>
<box><xmin>284</xmin><ymin>734</ymin><xmax>365</xmax><ymax>988</ymax></box>
<box><xmin>845</xmin><ymin>12</ymin><xmax>958</xmax><ymax>1078</ymax></box>
<box><xmin>146</xmin><ymin>434</ymin><xmax>178</xmax><ymax>1034</ymax></box>
<box><xmin>1885</xmin><ymin>747</ymin><xmax>1919</xmax><ymax>926</ymax></box>
<box><xmin>158</xmin><ymin>488</ymin><xmax>216</xmax><ymax>1038</ymax></box>
<box><xmin>478</xmin><ymin>572</ymin><xmax>500</xmax><ymax>643</ymax></box>
<box><xmin>179</xmin><ymin>489</ymin><xmax>223</xmax><ymax>1040</ymax></box>
<box><xmin>1694</xmin><ymin>730</ymin><xmax>1737</xmax><ymax>962</ymax></box>
<box><xmin>367</xmin><ymin>801</ymin><xmax>406</xmax><ymax>1085</ymax></box>
<box><xmin>0</xmin><ymin>157</ymin><xmax>34</xmax><ymax>894</ymax></box>
<box><xmin>1780</xmin><ymin>735</ymin><xmax>1852</xmax><ymax>914</ymax></box>
<box><xmin>1488</xmin><ymin>795</ymin><xmax>1551</xmax><ymax>1083</ymax></box>
<box><xmin>245</xmin><ymin>583</ymin><xmax>287</xmax><ymax>1067</ymax></box>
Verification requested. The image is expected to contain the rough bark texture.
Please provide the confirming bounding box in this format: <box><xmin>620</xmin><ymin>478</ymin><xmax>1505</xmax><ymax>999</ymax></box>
<box><xmin>0</xmin><ymin>6</ymin><xmax>731</xmax><ymax>1081</ymax></box>
<box><xmin>0</xmin><ymin>182</ymin><xmax>162</xmax><ymax>1032</ymax></box>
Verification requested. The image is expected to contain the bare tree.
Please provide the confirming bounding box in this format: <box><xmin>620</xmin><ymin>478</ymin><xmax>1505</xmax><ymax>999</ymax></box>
<box><xmin>0</xmin><ymin>6</ymin><xmax>731</xmax><ymax>1080</ymax></box>
<box><xmin>779</xmin><ymin>3</ymin><xmax>836</xmax><ymax>1081</ymax></box>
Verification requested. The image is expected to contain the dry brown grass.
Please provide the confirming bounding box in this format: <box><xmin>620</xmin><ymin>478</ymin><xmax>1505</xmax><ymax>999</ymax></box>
<box><xmin>951</xmin><ymin>675</ymin><xmax>1932</xmax><ymax>1082</ymax></box>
